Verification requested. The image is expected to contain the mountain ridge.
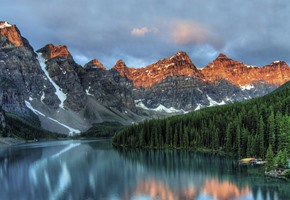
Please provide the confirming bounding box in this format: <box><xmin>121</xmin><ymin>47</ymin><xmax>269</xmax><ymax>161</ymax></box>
<box><xmin>1</xmin><ymin>20</ymin><xmax>290</xmax><ymax>135</ymax></box>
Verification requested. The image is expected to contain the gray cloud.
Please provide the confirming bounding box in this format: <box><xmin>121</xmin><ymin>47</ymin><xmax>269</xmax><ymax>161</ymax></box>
<box><xmin>1</xmin><ymin>0</ymin><xmax>290</xmax><ymax>68</ymax></box>
<box><xmin>169</xmin><ymin>20</ymin><xmax>224</xmax><ymax>50</ymax></box>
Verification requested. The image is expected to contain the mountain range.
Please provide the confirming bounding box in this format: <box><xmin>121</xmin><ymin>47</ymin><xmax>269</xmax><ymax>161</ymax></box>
<box><xmin>1</xmin><ymin>21</ymin><xmax>290</xmax><ymax>135</ymax></box>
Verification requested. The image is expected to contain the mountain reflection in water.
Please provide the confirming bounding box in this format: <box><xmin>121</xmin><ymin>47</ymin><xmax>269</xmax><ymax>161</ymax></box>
<box><xmin>130</xmin><ymin>178</ymin><xmax>250</xmax><ymax>200</ymax></box>
<box><xmin>0</xmin><ymin>139</ymin><xmax>289</xmax><ymax>200</ymax></box>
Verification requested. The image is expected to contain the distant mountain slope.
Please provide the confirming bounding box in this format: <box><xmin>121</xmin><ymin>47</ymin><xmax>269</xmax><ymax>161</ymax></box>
<box><xmin>113</xmin><ymin>81</ymin><xmax>290</xmax><ymax>158</ymax></box>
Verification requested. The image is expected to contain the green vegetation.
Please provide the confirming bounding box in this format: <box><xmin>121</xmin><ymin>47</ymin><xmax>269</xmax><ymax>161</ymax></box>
<box><xmin>266</xmin><ymin>145</ymin><xmax>288</xmax><ymax>170</ymax></box>
<box><xmin>285</xmin><ymin>170</ymin><xmax>290</xmax><ymax>179</ymax></box>
<box><xmin>81</xmin><ymin>121</ymin><xmax>124</xmax><ymax>137</ymax></box>
<box><xmin>113</xmin><ymin>82</ymin><xmax>290</xmax><ymax>160</ymax></box>
<box><xmin>265</xmin><ymin>145</ymin><xmax>275</xmax><ymax>171</ymax></box>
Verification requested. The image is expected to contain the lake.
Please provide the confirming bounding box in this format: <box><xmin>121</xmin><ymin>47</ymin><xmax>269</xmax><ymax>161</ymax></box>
<box><xmin>0</xmin><ymin>139</ymin><xmax>289</xmax><ymax>200</ymax></box>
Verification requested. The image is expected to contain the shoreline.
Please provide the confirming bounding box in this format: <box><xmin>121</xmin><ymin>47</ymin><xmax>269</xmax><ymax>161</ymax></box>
<box><xmin>0</xmin><ymin>136</ymin><xmax>110</xmax><ymax>148</ymax></box>
<box><xmin>0</xmin><ymin>137</ymin><xmax>25</xmax><ymax>147</ymax></box>
<box><xmin>265</xmin><ymin>169</ymin><xmax>290</xmax><ymax>181</ymax></box>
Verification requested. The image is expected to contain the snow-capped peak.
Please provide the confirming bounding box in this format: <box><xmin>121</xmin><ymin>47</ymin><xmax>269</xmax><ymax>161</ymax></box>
<box><xmin>0</xmin><ymin>21</ymin><xmax>12</xmax><ymax>29</ymax></box>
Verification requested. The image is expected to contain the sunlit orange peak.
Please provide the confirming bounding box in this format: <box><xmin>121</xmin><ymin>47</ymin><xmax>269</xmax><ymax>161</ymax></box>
<box><xmin>90</xmin><ymin>59</ymin><xmax>106</xmax><ymax>70</ymax></box>
<box><xmin>47</xmin><ymin>44</ymin><xmax>70</xmax><ymax>59</ymax></box>
<box><xmin>0</xmin><ymin>21</ymin><xmax>23</xmax><ymax>47</ymax></box>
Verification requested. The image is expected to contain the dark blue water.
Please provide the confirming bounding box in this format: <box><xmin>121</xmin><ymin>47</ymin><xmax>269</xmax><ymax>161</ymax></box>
<box><xmin>0</xmin><ymin>139</ymin><xmax>289</xmax><ymax>200</ymax></box>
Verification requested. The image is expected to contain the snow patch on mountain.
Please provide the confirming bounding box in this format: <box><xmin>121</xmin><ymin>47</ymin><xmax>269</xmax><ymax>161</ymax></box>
<box><xmin>37</xmin><ymin>53</ymin><xmax>67</xmax><ymax>109</ymax></box>
<box><xmin>0</xmin><ymin>21</ymin><xmax>12</xmax><ymax>29</ymax></box>
<box><xmin>47</xmin><ymin>117</ymin><xmax>80</xmax><ymax>135</ymax></box>
<box><xmin>25</xmin><ymin>101</ymin><xmax>46</xmax><ymax>116</ymax></box>
<box><xmin>194</xmin><ymin>104</ymin><xmax>203</xmax><ymax>111</ymax></box>
<box><xmin>86</xmin><ymin>86</ymin><xmax>94</xmax><ymax>96</ymax></box>
<box><xmin>41</xmin><ymin>92</ymin><xmax>45</xmax><ymax>103</ymax></box>
<box><xmin>207</xmin><ymin>95</ymin><xmax>226</xmax><ymax>107</ymax></box>
<box><xmin>135</xmin><ymin>100</ymin><xmax>188</xmax><ymax>113</ymax></box>
<box><xmin>241</xmin><ymin>85</ymin><xmax>254</xmax><ymax>90</ymax></box>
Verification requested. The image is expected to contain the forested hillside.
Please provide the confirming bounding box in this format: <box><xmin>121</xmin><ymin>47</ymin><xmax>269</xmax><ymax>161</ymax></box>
<box><xmin>113</xmin><ymin>82</ymin><xmax>290</xmax><ymax>158</ymax></box>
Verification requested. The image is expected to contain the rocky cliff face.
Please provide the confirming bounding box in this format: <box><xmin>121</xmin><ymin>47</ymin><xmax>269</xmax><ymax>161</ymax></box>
<box><xmin>259</xmin><ymin>61</ymin><xmax>290</xmax><ymax>85</ymax></box>
<box><xmin>81</xmin><ymin>59</ymin><xmax>135</xmax><ymax>111</ymax></box>
<box><xmin>37</xmin><ymin>44</ymin><xmax>87</xmax><ymax>111</ymax></box>
<box><xmin>0</xmin><ymin>21</ymin><xmax>24</xmax><ymax>47</ymax></box>
<box><xmin>133</xmin><ymin>76</ymin><xmax>276</xmax><ymax>113</ymax></box>
<box><xmin>201</xmin><ymin>54</ymin><xmax>290</xmax><ymax>87</ymax></box>
<box><xmin>0</xmin><ymin>22</ymin><xmax>58</xmax><ymax>115</ymax></box>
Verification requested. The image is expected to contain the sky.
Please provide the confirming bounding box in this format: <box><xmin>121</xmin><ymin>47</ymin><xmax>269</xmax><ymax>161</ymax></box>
<box><xmin>1</xmin><ymin>0</ymin><xmax>290</xmax><ymax>69</ymax></box>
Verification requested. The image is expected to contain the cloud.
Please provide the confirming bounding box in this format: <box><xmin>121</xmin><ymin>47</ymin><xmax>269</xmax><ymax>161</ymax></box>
<box><xmin>131</xmin><ymin>27</ymin><xmax>158</xmax><ymax>37</ymax></box>
<box><xmin>1</xmin><ymin>0</ymin><xmax>290</xmax><ymax>68</ymax></box>
<box><xmin>170</xmin><ymin>21</ymin><xmax>224</xmax><ymax>50</ymax></box>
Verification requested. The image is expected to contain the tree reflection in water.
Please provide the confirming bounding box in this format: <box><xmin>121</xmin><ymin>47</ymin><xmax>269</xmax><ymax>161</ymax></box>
<box><xmin>117</xmin><ymin>148</ymin><xmax>290</xmax><ymax>200</ymax></box>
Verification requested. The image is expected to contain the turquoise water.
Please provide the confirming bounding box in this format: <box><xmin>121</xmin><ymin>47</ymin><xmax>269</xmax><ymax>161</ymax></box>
<box><xmin>0</xmin><ymin>139</ymin><xmax>289</xmax><ymax>200</ymax></box>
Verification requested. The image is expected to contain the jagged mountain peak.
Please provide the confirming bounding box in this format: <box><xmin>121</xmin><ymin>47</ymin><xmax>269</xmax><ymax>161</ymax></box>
<box><xmin>216</xmin><ymin>53</ymin><xmax>228</xmax><ymax>59</ymax></box>
<box><xmin>112</xmin><ymin>52</ymin><xmax>203</xmax><ymax>88</ymax></box>
<box><xmin>84</xmin><ymin>59</ymin><xmax>106</xmax><ymax>70</ymax></box>
<box><xmin>269</xmin><ymin>60</ymin><xmax>287</xmax><ymax>66</ymax></box>
<box><xmin>151</xmin><ymin>51</ymin><xmax>201</xmax><ymax>77</ymax></box>
<box><xmin>169</xmin><ymin>51</ymin><xmax>191</xmax><ymax>62</ymax></box>
<box><xmin>212</xmin><ymin>53</ymin><xmax>241</xmax><ymax>65</ymax></box>
<box><xmin>37</xmin><ymin>43</ymin><xmax>71</xmax><ymax>60</ymax></box>
<box><xmin>115</xmin><ymin>59</ymin><xmax>126</xmax><ymax>66</ymax></box>
<box><xmin>0</xmin><ymin>21</ymin><xmax>12</xmax><ymax>28</ymax></box>
<box><xmin>203</xmin><ymin>53</ymin><xmax>245</xmax><ymax>70</ymax></box>
<box><xmin>0</xmin><ymin>21</ymin><xmax>24</xmax><ymax>47</ymax></box>
<box><xmin>112</xmin><ymin>59</ymin><xmax>128</xmax><ymax>77</ymax></box>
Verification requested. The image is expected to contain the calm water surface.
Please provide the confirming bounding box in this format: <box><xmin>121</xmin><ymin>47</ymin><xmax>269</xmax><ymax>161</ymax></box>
<box><xmin>0</xmin><ymin>139</ymin><xmax>289</xmax><ymax>200</ymax></box>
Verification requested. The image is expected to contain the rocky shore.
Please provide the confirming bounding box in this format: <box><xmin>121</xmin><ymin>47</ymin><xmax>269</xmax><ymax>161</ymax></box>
<box><xmin>265</xmin><ymin>169</ymin><xmax>290</xmax><ymax>181</ymax></box>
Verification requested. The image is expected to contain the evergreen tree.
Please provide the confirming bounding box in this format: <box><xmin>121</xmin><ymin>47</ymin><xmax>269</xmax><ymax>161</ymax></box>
<box><xmin>246</xmin><ymin>136</ymin><xmax>254</xmax><ymax>157</ymax></box>
<box><xmin>253</xmin><ymin>134</ymin><xmax>260</xmax><ymax>157</ymax></box>
<box><xmin>212</xmin><ymin>128</ymin><xmax>219</xmax><ymax>150</ymax></box>
<box><xmin>258</xmin><ymin>116</ymin><xmax>265</xmax><ymax>157</ymax></box>
<box><xmin>276</xmin><ymin>149</ymin><xmax>288</xmax><ymax>169</ymax></box>
<box><xmin>265</xmin><ymin>145</ymin><xmax>275</xmax><ymax>171</ymax></box>
<box><xmin>241</xmin><ymin>127</ymin><xmax>248</xmax><ymax>157</ymax></box>
<box><xmin>267</xmin><ymin>111</ymin><xmax>275</xmax><ymax>149</ymax></box>
<box><xmin>184</xmin><ymin>126</ymin><xmax>189</xmax><ymax>149</ymax></box>
<box><xmin>282</xmin><ymin>148</ymin><xmax>289</xmax><ymax>169</ymax></box>
<box><xmin>173</xmin><ymin>126</ymin><xmax>178</xmax><ymax>147</ymax></box>
<box><xmin>139</xmin><ymin>129</ymin><xmax>145</xmax><ymax>147</ymax></box>
<box><xmin>225</xmin><ymin>122</ymin><xmax>233</xmax><ymax>152</ymax></box>
<box><xmin>275</xmin><ymin>111</ymin><xmax>283</xmax><ymax>152</ymax></box>
<box><xmin>165</xmin><ymin>121</ymin><xmax>170</xmax><ymax>145</ymax></box>
<box><xmin>234</xmin><ymin>124</ymin><xmax>241</xmax><ymax>157</ymax></box>
<box><xmin>179</xmin><ymin>121</ymin><xmax>184</xmax><ymax>147</ymax></box>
